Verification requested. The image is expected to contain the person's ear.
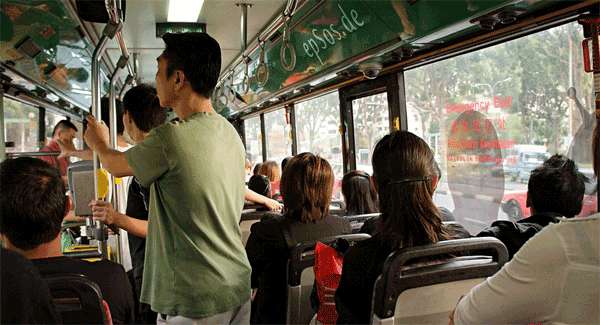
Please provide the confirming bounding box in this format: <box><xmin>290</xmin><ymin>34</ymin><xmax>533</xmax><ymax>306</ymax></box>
<box><xmin>174</xmin><ymin>71</ymin><xmax>184</xmax><ymax>90</ymax></box>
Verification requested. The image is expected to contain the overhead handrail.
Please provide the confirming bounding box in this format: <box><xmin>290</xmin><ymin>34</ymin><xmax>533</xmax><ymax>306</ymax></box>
<box><xmin>216</xmin><ymin>0</ymin><xmax>307</xmax><ymax>88</ymax></box>
<box><xmin>280</xmin><ymin>0</ymin><xmax>297</xmax><ymax>72</ymax></box>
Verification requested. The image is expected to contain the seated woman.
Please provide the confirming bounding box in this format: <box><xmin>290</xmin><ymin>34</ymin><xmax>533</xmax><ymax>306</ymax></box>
<box><xmin>342</xmin><ymin>170</ymin><xmax>378</xmax><ymax>216</ymax></box>
<box><xmin>335</xmin><ymin>131</ymin><xmax>469</xmax><ymax>324</ymax></box>
<box><xmin>246</xmin><ymin>153</ymin><xmax>352</xmax><ymax>325</ymax></box>
<box><xmin>259</xmin><ymin>160</ymin><xmax>282</xmax><ymax>197</ymax></box>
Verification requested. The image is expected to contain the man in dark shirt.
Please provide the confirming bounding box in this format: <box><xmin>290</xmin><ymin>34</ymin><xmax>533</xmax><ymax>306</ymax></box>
<box><xmin>0</xmin><ymin>157</ymin><xmax>134</xmax><ymax>324</ymax></box>
<box><xmin>478</xmin><ymin>154</ymin><xmax>587</xmax><ymax>258</ymax></box>
<box><xmin>1</xmin><ymin>247</ymin><xmax>60</xmax><ymax>324</ymax></box>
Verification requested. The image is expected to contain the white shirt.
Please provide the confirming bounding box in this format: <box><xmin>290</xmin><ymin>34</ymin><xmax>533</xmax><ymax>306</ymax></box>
<box><xmin>455</xmin><ymin>214</ymin><xmax>600</xmax><ymax>325</ymax></box>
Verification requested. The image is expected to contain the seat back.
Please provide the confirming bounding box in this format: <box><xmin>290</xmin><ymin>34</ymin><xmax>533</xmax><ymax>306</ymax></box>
<box><xmin>286</xmin><ymin>233</ymin><xmax>371</xmax><ymax>325</ymax></box>
<box><xmin>44</xmin><ymin>274</ymin><xmax>107</xmax><ymax>324</ymax></box>
<box><xmin>345</xmin><ymin>213</ymin><xmax>381</xmax><ymax>233</ymax></box>
<box><xmin>371</xmin><ymin>237</ymin><xmax>508</xmax><ymax>325</ymax></box>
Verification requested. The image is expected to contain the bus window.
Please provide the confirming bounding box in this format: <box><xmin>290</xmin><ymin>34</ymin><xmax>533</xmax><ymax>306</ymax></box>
<box><xmin>3</xmin><ymin>97</ymin><xmax>39</xmax><ymax>153</ymax></box>
<box><xmin>404</xmin><ymin>21</ymin><xmax>597</xmax><ymax>234</ymax></box>
<box><xmin>352</xmin><ymin>92</ymin><xmax>389</xmax><ymax>174</ymax></box>
<box><xmin>244</xmin><ymin>116</ymin><xmax>263</xmax><ymax>165</ymax></box>
<box><xmin>72</xmin><ymin>120</ymin><xmax>84</xmax><ymax>150</ymax></box>
<box><xmin>44</xmin><ymin>111</ymin><xmax>67</xmax><ymax>145</ymax></box>
<box><xmin>264</xmin><ymin>109</ymin><xmax>292</xmax><ymax>164</ymax></box>
<box><xmin>295</xmin><ymin>92</ymin><xmax>344</xmax><ymax>199</ymax></box>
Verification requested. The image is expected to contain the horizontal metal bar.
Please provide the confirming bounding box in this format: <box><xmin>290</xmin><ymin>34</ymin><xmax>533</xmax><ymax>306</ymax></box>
<box><xmin>7</xmin><ymin>151</ymin><xmax>60</xmax><ymax>157</ymax></box>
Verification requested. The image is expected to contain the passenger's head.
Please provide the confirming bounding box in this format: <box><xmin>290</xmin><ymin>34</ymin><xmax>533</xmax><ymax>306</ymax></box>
<box><xmin>253</xmin><ymin>163</ymin><xmax>263</xmax><ymax>176</ymax></box>
<box><xmin>51</xmin><ymin>120</ymin><xmax>77</xmax><ymax>144</ymax></box>
<box><xmin>245</xmin><ymin>159</ymin><xmax>252</xmax><ymax>175</ymax></box>
<box><xmin>527</xmin><ymin>155</ymin><xmax>587</xmax><ymax>218</ymax></box>
<box><xmin>372</xmin><ymin>131</ymin><xmax>448</xmax><ymax>247</ymax></box>
<box><xmin>281</xmin><ymin>156</ymin><xmax>293</xmax><ymax>173</ymax></box>
<box><xmin>281</xmin><ymin>153</ymin><xmax>334</xmax><ymax>223</ymax></box>
<box><xmin>259</xmin><ymin>161</ymin><xmax>281</xmax><ymax>182</ymax></box>
<box><xmin>0</xmin><ymin>158</ymin><xmax>67</xmax><ymax>252</ymax></box>
<box><xmin>248</xmin><ymin>175</ymin><xmax>271</xmax><ymax>198</ymax></box>
<box><xmin>156</xmin><ymin>32</ymin><xmax>221</xmax><ymax>107</ymax></box>
<box><xmin>100</xmin><ymin>97</ymin><xmax>124</xmax><ymax>136</ymax></box>
<box><xmin>122</xmin><ymin>84</ymin><xmax>167</xmax><ymax>143</ymax></box>
<box><xmin>342</xmin><ymin>170</ymin><xmax>378</xmax><ymax>215</ymax></box>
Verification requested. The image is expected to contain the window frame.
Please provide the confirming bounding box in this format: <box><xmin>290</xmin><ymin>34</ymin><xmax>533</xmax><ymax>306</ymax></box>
<box><xmin>338</xmin><ymin>73</ymin><xmax>403</xmax><ymax>173</ymax></box>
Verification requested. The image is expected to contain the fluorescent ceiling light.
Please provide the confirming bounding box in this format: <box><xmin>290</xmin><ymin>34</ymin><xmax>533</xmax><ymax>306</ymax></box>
<box><xmin>168</xmin><ymin>0</ymin><xmax>204</xmax><ymax>22</ymax></box>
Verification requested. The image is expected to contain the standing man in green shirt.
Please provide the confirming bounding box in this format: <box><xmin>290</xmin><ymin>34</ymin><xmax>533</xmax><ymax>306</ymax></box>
<box><xmin>83</xmin><ymin>32</ymin><xmax>251</xmax><ymax>323</ymax></box>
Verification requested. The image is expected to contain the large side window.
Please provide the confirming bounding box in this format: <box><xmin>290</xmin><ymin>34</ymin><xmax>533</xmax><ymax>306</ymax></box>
<box><xmin>352</xmin><ymin>93</ymin><xmax>390</xmax><ymax>174</ymax></box>
<box><xmin>244</xmin><ymin>116</ymin><xmax>263</xmax><ymax>165</ymax></box>
<box><xmin>295</xmin><ymin>91</ymin><xmax>344</xmax><ymax>198</ymax></box>
<box><xmin>264</xmin><ymin>109</ymin><xmax>292</xmax><ymax>164</ymax></box>
<box><xmin>3</xmin><ymin>98</ymin><xmax>39</xmax><ymax>153</ymax></box>
<box><xmin>404</xmin><ymin>22</ymin><xmax>596</xmax><ymax>233</ymax></box>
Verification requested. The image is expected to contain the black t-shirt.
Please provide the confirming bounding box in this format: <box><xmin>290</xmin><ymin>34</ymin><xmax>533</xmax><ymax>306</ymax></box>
<box><xmin>1</xmin><ymin>248</ymin><xmax>60</xmax><ymax>324</ymax></box>
<box><xmin>32</xmin><ymin>256</ymin><xmax>135</xmax><ymax>324</ymax></box>
<box><xmin>126</xmin><ymin>177</ymin><xmax>150</xmax><ymax>281</ymax></box>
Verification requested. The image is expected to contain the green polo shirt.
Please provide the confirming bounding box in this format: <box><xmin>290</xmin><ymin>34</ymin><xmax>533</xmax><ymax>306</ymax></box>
<box><xmin>125</xmin><ymin>112</ymin><xmax>251</xmax><ymax>318</ymax></box>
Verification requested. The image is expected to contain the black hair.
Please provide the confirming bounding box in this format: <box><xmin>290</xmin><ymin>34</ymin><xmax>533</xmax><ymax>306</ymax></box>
<box><xmin>342</xmin><ymin>170</ymin><xmax>378</xmax><ymax>215</ymax></box>
<box><xmin>0</xmin><ymin>157</ymin><xmax>66</xmax><ymax>250</ymax></box>
<box><xmin>527</xmin><ymin>154</ymin><xmax>587</xmax><ymax>218</ymax></box>
<box><xmin>99</xmin><ymin>97</ymin><xmax>124</xmax><ymax>135</ymax></box>
<box><xmin>248</xmin><ymin>175</ymin><xmax>271</xmax><ymax>198</ymax></box>
<box><xmin>51</xmin><ymin>119</ymin><xmax>77</xmax><ymax>137</ymax></box>
<box><xmin>281</xmin><ymin>156</ymin><xmax>293</xmax><ymax>173</ymax></box>
<box><xmin>123</xmin><ymin>84</ymin><xmax>167</xmax><ymax>132</ymax></box>
<box><xmin>253</xmin><ymin>163</ymin><xmax>263</xmax><ymax>176</ymax></box>
<box><xmin>161</xmin><ymin>32</ymin><xmax>221</xmax><ymax>98</ymax></box>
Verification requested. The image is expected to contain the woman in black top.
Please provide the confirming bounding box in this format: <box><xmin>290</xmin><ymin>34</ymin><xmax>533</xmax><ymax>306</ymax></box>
<box><xmin>342</xmin><ymin>170</ymin><xmax>378</xmax><ymax>216</ymax></box>
<box><xmin>335</xmin><ymin>131</ymin><xmax>467</xmax><ymax>324</ymax></box>
<box><xmin>246</xmin><ymin>153</ymin><xmax>351</xmax><ymax>325</ymax></box>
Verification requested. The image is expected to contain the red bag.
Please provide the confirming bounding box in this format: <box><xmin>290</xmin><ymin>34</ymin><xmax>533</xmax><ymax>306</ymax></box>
<box><xmin>314</xmin><ymin>241</ymin><xmax>344</xmax><ymax>325</ymax></box>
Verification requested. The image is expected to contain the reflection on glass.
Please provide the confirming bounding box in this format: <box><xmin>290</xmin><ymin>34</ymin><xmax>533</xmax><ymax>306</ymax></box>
<box><xmin>0</xmin><ymin>1</ymin><xmax>93</xmax><ymax>108</ymax></box>
<box><xmin>244</xmin><ymin>117</ymin><xmax>263</xmax><ymax>165</ymax></box>
<box><xmin>296</xmin><ymin>92</ymin><xmax>343</xmax><ymax>199</ymax></box>
<box><xmin>405</xmin><ymin>22</ymin><xmax>596</xmax><ymax>234</ymax></box>
<box><xmin>352</xmin><ymin>92</ymin><xmax>389</xmax><ymax>174</ymax></box>
<box><xmin>3</xmin><ymin>97</ymin><xmax>39</xmax><ymax>153</ymax></box>
<box><xmin>264</xmin><ymin>109</ymin><xmax>292</xmax><ymax>164</ymax></box>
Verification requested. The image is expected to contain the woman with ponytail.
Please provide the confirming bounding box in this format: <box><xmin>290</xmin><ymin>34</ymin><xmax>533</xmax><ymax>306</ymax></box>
<box><xmin>335</xmin><ymin>131</ymin><xmax>468</xmax><ymax>324</ymax></box>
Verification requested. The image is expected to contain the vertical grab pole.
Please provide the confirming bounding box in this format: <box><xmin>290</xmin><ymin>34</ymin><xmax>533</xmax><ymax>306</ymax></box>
<box><xmin>91</xmin><ymin>34</ymin><xmax>110</xmax><ymax>214</ymax></box>
<box><xmin>0</xmin><ymin>87</ymin><xmax>5</xmax><ymax>162</ymax></box>
<box><xmin>108</xmin><ymin>56</ymin><xmax>128</xmax><ymax>264</ymax></box>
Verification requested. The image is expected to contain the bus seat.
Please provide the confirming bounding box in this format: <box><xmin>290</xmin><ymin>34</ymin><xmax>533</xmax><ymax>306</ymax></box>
<box><xmin>345</xmin><ymin>213</ymin><xmax>381</xmax><ymax>233</ymax></box>
<box><xmin>371</xmin><ymin>237</ymin><xmax>508</xmax><ymax>325</ymax></box>
<box><xmin>240</xmin><ymin>219</ymin><xmax>260</xmax><ymax>246</ymax></box>
<box><xmin>44</xmin><ymin>274</ymin><xmax>107</xmax><ymax>324</ymax></box>
<box><xmin>287</xmin><ymin>234</ymin><xmax>371</xmax><ymax>325</ymax></box>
